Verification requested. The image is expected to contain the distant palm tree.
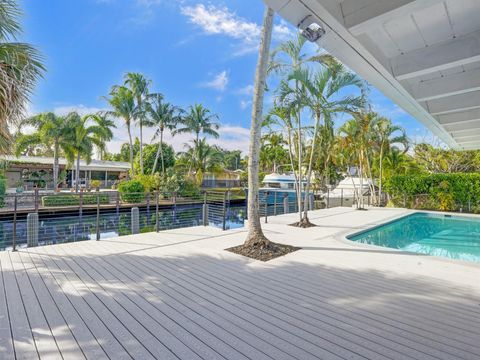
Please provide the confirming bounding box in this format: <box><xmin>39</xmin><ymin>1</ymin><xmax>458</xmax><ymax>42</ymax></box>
<box><xmin>15</xmin><ymin>112</ymin><xmax>70</xmax><ymax>189</ymax></box>
<box><xmin>176</xmin><ymin>138</ymin><xmax>223</xmax><ymax>185</ymax></box>
<box><xmin>0</xmin><ymin>1</ymin><xmax>44</xmax><ymax>152</ymax></box>
<box><xmin>104</xmin><ymin>85</ymin><xmax>136</xmax><ymax>175</ymax></box>
<box><xmin>175</xmin><ymin>104</ymin><xmax>219</xmax><ymax>142</ymax></box>
<box><xmin>90</xmin><ymin>112</ymin><xmax>116</xmax><ymax>160</ymax></box>
<box><xmin>63</xmin><ymin>112</ymin><xmax>114</xmax><ymax>192</ymax></box>
<box><xmin>147</xmin><ymin>93</ymin><xmax>182</xmax><ymax>175</ymax></box>
<box><xmin>373</xmin><ymin>118</ymin><xmax>408</xmax><ymax>203</ymax></box>
<box><xmin>124</xmin><ymin>72</ymin><xmax>150</xmax><ymax>175</ymax></box>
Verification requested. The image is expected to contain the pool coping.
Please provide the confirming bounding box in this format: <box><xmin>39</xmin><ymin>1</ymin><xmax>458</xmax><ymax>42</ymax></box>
<box><xmin>336</xmin><ymin>208</ymin><xmax>480</xmax><ymax>268</ymax></box>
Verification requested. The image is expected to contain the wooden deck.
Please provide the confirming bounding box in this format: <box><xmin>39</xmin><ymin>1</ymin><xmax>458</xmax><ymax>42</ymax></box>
<box><xmin>1</xmin><ymin>207</ymin><xmax>480</xmax><ymax>359</ymax></box>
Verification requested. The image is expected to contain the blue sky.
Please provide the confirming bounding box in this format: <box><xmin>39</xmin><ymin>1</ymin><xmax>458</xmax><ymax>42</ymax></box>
<box><xmin>20</xmin><ymin>0</ymin><xmax>435</xmax><ymax>154</ymax></box>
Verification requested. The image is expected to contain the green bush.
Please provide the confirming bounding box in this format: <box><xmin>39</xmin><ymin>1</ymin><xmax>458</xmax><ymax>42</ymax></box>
<box><xmin>117</xmin><ymin>179</ymin><xmax>145</xmax><ymax>203</ymax></box>
<box><xmin>0</xmin><ymin>178</ymin><xmax>5</xmax><ymax>208</ymax></box>
<box><xmin>384</xmin><ymin>173</ymin><xmax>480</xmax><ymax>211</ymax></box>
<box><xmin>42</xmin><ymin>193</ymin><xmax>110</xmax><ymax>207</ymax></box>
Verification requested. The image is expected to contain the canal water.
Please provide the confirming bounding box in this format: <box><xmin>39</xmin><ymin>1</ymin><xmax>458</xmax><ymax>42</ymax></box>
<box><xmin>0</xmin><ymin>203</ymin><xmax>246</xmax><ymax>251</ymax></box>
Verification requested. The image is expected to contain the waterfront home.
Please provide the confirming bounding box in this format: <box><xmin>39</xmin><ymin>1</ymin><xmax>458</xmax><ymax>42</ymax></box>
<box><xmin>2</xmin><ymin>155</ymin><xmax>130</xmax><ymax>191</ymax></box>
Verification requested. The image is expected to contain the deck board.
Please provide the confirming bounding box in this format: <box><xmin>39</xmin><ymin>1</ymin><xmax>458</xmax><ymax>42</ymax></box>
<box><xmin>1</xmin><ymin>207</ymin><xmax>480</xmax><ymax>359</ymax></box>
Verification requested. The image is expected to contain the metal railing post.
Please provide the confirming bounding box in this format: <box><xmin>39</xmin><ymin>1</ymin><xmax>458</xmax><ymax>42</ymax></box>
<box><xmin>12</xmin><ymin>194</ymin><xmax>17</xmax><ymax>251</ymax></box>
<box><xmin>155</xmin><ymin>191</ymin><xmax>159</xmax><ymax>232</ymax></box>
<box><xmin>264</xmin><ymin>191</ymin><xmax>269</xmax><ymax>224</ymax></box>
<box><xmin>173</xmin><ymin>192</ymin><xmax>177</xmax><ymax>223</ymax></box>
<box><xmin>283</xmin><ymin>194</ymin><xmax>289</xmax><ymax>214</ymax></box>
<box><xmin>326</xmin><ymin>188</ymin><xmax>330</xmax><ymax>209</ymax></box>
<box><xmin>146</xmin><ymin>192</ymin><xmax>151</xmax><ymax>225</ymax></box>
<box><xmin>203</xmin><ymin>191</ymin><xmax>208</xmax><ymax>226</ymax></box>
<box><xmin>244</xmin><ymin>188</ymin><xmax>248</xmax><ymax>220</ymax></box>
<box><xmin>341</xmin><ymin>188</ymin><xmax>344</xmax><ymax>207</ymax></box>
<box><xmin>34</xmin><ymin>186</ymin><xmax>39</xmax><ymax>212</ymax></box>
<box><xmin>222</xmin><ymin>191</ymin><xmax>227</xmax><ymax>231</ymax></box>
<box><xmin>96</xmin><ymin>190</ymin><xmax>100</xmax><ymax>241</ymax></box>
<box><xmin>273</xmin><ymin>191</ymin><xmax>277</xmax><ymax>216</ymax></box>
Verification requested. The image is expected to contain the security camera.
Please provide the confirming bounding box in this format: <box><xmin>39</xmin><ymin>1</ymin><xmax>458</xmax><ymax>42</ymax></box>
<box><xmin>298</xmin><ymin>15</ymin><xmax>326</xmax><ymax>42</ymax></box>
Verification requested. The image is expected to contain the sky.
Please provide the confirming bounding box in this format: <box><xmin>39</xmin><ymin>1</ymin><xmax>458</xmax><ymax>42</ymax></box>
<box><xmin>19</xmin><ymin>0</ymin><xmax>437</xmax><ymax>155</ymax></box>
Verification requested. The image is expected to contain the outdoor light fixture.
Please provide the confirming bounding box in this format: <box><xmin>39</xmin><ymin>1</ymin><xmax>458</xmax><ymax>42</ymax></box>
<box><xmin>298</xmin><ymin>15</ymin><xmax>326</xmax><ymax>42</ymax></box>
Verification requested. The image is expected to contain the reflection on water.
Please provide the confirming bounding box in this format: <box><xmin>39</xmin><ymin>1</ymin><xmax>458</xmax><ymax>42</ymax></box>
<box><xmin>349</xmin><ymin>212</ymin><xmax>480</xmax><ymax>262</ymax></box>
<box><xmin>0</xmin><ymin>204</ymin><xmax>246</xmax><ymax>251</ymax></box>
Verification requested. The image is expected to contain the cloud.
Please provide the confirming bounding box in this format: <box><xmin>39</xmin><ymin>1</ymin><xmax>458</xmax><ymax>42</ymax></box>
<box><xmin>180</xmin><ymin>4</ymin><xmax>295</xmax><ymax>55</ymax></box>
<box><xmin>240</xmin><ymin>100</ymin><xmax>251</xmax><ymax>110</ymax></box>
<box><xmin>235</xmin><ymin>84</ymin><xmax>254</xmax><ymax>96</ymax></box>
<box><xmin>201</xmin><ymin>70</ymin><xmax>229</xmax><ymax>92</ymax></box>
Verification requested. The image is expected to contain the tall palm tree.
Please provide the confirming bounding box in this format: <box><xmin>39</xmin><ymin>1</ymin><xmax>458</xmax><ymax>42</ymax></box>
<box><xmin>293</xmin><ymin>62</ymin><xmax>366</xmax><ymax>223</ymax></box>
<box><xmin>124</xmin><ymin>72</ymin><xmax>150</xmax><ymax>175</ymax></box>
<box><xmin>63</xmin><ymin>112</ymin><xmax>113</xmax><ymax>192</ymax></box>
<box><xmin>147</xmin><ymin>93</ymin><xmax>182</xmax><ymax>175</ymax></box>
<box><xmin>243</xmin><ymin>6</ymin><xmax>274</xmax><ymax>248</ymax></box>
<box><xmin>0</xmin><ymin>1</ymin><xmax>44</xmax><ymax>152</ymax></box>
<box><xmin>175</xmin><ymin>104</ymin><xmax>219</xmax><ymax>142</ymax></box>
<box><xmin>104</xmin><ymin>85</ymin><xmax>136</xmax><ymax>175</ymax></box>
<box><xmin>373</xmin><ymin>117</ymin><xmax>408</xmax><ymax>203</ymax></box>
<box><xmin>15</xmin><ymin>112</ymin><xmax>70</xmax><ymax>189</ymax></box>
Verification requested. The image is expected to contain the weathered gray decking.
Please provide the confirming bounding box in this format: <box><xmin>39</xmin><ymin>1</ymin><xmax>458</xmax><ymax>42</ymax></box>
<box><xmin>1</xmin><ymin>207</ymin><xmax>480</xmax><ymax>359</ymax></box>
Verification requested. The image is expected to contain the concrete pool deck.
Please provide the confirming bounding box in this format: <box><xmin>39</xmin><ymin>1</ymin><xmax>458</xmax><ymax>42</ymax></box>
<box><xmin>1</xmin><ymin>207</ymin><xmax>479</xmax><ymax>359</ymax></box>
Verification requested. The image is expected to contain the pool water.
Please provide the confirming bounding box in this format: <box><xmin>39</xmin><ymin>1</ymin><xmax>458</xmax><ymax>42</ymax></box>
<box><xmin>348</xmin><ymin>212</ymin><xmax>480</xmax><ymax>263</ymax></box>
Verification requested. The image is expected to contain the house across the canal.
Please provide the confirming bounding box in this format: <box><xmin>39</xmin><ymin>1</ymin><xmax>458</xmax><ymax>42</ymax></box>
<box><xmin>2</xmin><ymin>156</ymin><xmax>130</xmax><ymax>191</ymax></box>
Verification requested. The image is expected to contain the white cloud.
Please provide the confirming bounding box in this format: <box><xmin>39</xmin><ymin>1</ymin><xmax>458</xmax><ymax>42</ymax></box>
<box><xmin>235</xmin><ymin>84</ymin><xmax>254</xmax><ymax>96</ymax></box>
<box><xmin>240</xmin><ymin>100</ymin><xmax>251</xmax><ymax>110</ymax></box>
<box><xmin>201</xmin><ymin>70</ymin><xmax>229</xmax><ymax>92</ymax></box>
<box><xmin>181</xmin><ymin>4</ymin><xmax>295</xmax><ymax>55</ymax></box>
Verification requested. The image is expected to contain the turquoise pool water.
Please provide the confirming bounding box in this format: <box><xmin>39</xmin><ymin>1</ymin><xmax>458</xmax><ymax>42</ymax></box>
<box><xmin>348</xmin><ymin>212</ymin><xmax>480</xmax><ymax>263</ymax></box>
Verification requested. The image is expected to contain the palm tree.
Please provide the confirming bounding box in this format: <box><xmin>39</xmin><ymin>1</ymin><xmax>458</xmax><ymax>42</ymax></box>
<box><xmin>147</xmin><ymin>93</ymin><xmax>182</xmax><ymax>175</ymax></box>
<box><xmin>90</xmin><ymin>112</ymin><xmax>116</xmax><ymax>160</ymax></box>
<box><xmin>175</xmin><ymin>104</ymin><xmax>219</xmax><ymax>142</ymax></box>
<box><xmin>260</xmin><ymin>132</ymin><xmax>288</xmax><ymax>172</ymax></box>
<box><xmin>338</xmin><ymin>112</ymin><xmax>377</xmax><ymax>209</ymax></box>
<box><xmin>0</xmin><ymin>1</ymin><xmax>44</xmax><ymax>152</ymax></box>
<box><xmin>176</xmin><ymin>139</ymin><xmax>223</xmax><ymax>185</ymax></box>
<box><xmin>124</xmin><ymin>72</ymin><xmax>151</xmax><ymax>175</ymax></box>
<box><xmin>15</xmin><ymin>112</ymin><xmax>70</xmax><ymax>189</ymax></box>
<box><xmin>104</xmin><ymin>85</ymin><xmax>136</xmax><ymax>175</ymax></box>
<box><xmin>243</xmin><ymin>6</ymin><xmax>274</xmax><ymax>249</ymax></box>
<box><xmin>63</xmin><ymin>112</ymin><xmax>113</xmax><ymax>192</ymax></box>
<box><xmin>293</xmin><ymin>62</ymin><xmax>366</xmax><ymax>223</ymax></box>
<box><xmin>373</xmin><ymin>118</ymin><xmax>408</xmax><ymax>203</ymax></box>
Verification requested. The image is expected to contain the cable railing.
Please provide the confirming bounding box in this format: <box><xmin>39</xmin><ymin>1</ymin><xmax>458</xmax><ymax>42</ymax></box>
<box><xmin>0</xmin><ymin>187</ymin><xmax>383</xmax><ymax>252</ymax></box>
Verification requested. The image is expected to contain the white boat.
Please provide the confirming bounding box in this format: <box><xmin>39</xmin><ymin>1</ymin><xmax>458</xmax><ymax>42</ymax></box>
<box><xmin>261</xmin><ymin>173</ymin><xmax>307</xmax><ymax>192</ymax></box>
<box><xmin>325</xmin><ymin>177</ymin><xmax>376</xmax><ymax>207</ymax></box>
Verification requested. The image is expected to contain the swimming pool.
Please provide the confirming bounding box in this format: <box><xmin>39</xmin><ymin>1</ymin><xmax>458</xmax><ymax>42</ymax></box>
<box><xmin>348</xmin><ymin>212</ymin><xmax>480</xmax><ymax>263</ymax></box>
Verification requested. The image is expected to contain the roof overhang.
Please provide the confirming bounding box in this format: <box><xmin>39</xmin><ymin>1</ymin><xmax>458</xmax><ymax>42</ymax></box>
<box><xmin>264</xmin><ymin>0</ymin><xmax>480</xmax><ymax>149</ymax></box>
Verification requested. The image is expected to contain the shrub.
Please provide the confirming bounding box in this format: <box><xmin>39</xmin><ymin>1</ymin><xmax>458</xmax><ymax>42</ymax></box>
<box><xmin>42</xmin><ymin>193</ymin><xmax>110</xmax><ymax>207</ymax></box>
<box><xmin>117</xmin><ymin>180</ymin><xmax>145</xmax><ymax>203</ymax></box>
<box><xmin>90</xmin><ymin>180</ymin><xmax>102</xmax><ymax>189</ymax></box>
<box><xmin>384</xmin><ymin>173</ymin><xmax>480</xmax><ymax>211</ymax></box>
<box><xmin>134</xmin><ymin>174</ymin><xmax>159</xmax><ymax>192</ymax></box>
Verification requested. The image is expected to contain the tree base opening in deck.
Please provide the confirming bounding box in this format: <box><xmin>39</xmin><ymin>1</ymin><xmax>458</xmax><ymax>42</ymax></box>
<box><xmin>226</xmin><ymin>242</ymin><xmax>300</xmax><ymax>261</ymax></box>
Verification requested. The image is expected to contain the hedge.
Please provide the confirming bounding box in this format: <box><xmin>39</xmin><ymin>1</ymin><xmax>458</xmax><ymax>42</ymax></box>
<box><xmin>384</xmin><ymin>173</ymin><xmax>480</xmax><ymax>211</ymax></box>
<box><xmin>42</xmin><ymin>193</ymin><xmax>110</xmax><ymax>207</ymax></box>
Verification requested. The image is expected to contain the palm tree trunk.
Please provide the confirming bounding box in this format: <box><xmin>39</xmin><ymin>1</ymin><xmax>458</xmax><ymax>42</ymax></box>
<box><xmin>127</xmin><ymin>123</ymin><xmax>135</xmax><ymax>176</ymax></box>
<box><xmin>303</xmin><ymin>113</ymin><xmax>321</xmax><ymax>222</ymax></box>
<box><xmin>75</xmin><ymin>152</ymin><xmax>81</xmax><ymax>193</ymax></box>
<box><xmin>139</xmin><ymin>121</ymin><xmax>144</xmax><ymax>175</ymax></box>
<box><xmin>152</xmin><ymin>129</ymin><xmax>163</xmax><ymax>175</ymax></box>
<box><xmin>243</xmin><ymin>6</ymin><xmax>274</xmax><ymax>248</ymax></box>
<box><xmin>296</xmin><ymin>113</ymin><xmax>303</xmax><ymax>222</ymax></box>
